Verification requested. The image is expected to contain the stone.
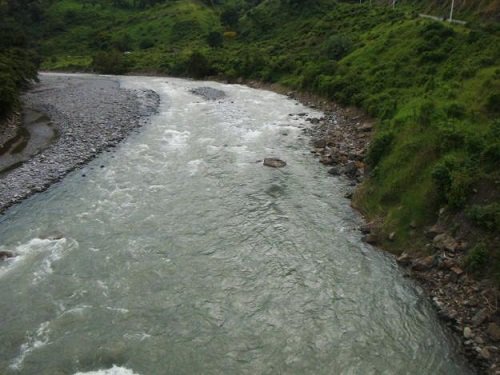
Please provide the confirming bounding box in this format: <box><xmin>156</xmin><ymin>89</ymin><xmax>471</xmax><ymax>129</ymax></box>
<box><xmin>359</xmin><ymin>222</ymin><xmax>374</xmax><ymax>234</ymax></box>
<box><xmin>411</xmin><ymin>256</ymin><xmax>435</xmax><ymax>271</ymax></box>
<box><xmin>480</xmin><ymin>347</ymin><xmax>491</xmax><ymax>360</ymax></box>
<box><xmin>388</xmin><ymin>232</ymin><xmax>396</xmax><ymax>241</ymax></box>
<box><xmin>433</xmin><ymin>233</ymin><xmax>458</xmax><ymax>252</ymax></box>
<box><xmin>472</xmin><ymin>308</ymin><xmax>490</xmax><ymax>327</ymax></box>
<box><xmin>313</xmin><ymin>139</ymin><xmax>326</xmax><ymax>148</ymax></box>
<box><xmin>328</xmin><ymin>167</ymin><xmax>341</xmax><ymax>176</ymax></box>
<box><xmin>464</xmin><ymin>326</ymin><xmax>474</xmax><ymax>339</ymax></box>
<box><xmin>263</xmin><ymin>158</ymin><xmax>286</xmax><ymax>168</ymax></box>
<box><xmin>342</xmin><ymin>161</ymin><xmax>358</xmax><ymax>178</ymax></box>
<box><xmin>475</xmin><ymin>336</ymin><xmax>485</xmax><ymax>345</ymax></box>
<box><xmin>396</xmin><ymin>252</ymin><xmax>412</xmax><ymax>266</ymax></box>
<box><xmin>362</xmin><ymin>233</ymin><xmax>378</xmax><ymax>245</ymax></box>
<box><xmin>427</xmin><ymin>223</ymin><xmax>445</xmax><ymax>238</ymax></box>
<box><xmin>450</xmin><ymin>266</ymin><xmax>464</xmax><ymax>277</ymax></box>
<box><xmin>320</xmin><ymin>155</ymin><xmax>335</xmax><ymax>165</ymax></box>
<box><xmin>359</xmin><ymin>123</ymin><xmax>373</xmax><ymax>132</ymax></box>
<box><xmin>487</xmin><ymin>323</ymin><xmax>500</xmax><ymax>342</ymax></box>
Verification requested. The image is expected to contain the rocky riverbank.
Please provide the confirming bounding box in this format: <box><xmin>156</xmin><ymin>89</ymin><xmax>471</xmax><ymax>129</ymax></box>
<box><xmin>0</xmin><ymin>73</ymin><xmax>159</xmax><ymax>215</ymax></box>
<box><xmin>276</xmin><ymin>87</ymin><xmax>498</xmax><ymax>374</ymax></box>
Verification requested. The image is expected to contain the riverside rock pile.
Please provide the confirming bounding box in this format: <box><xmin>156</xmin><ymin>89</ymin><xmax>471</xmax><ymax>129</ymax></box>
<box><xmin>285</xmin><ymin>91</ymin><xmax>373</xmax><ymax>186</ymax></box>
<box><xmin>0</xmin><ymin>74</ymin><xmax>159</xmax><ymax>214</ymax></box>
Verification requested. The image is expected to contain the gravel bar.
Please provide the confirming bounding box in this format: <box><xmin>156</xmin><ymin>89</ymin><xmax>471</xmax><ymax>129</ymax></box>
<box><xmin>0</xmin><ymin>73</ymin><xmax>159</xmax><ymax>214</ymax></box>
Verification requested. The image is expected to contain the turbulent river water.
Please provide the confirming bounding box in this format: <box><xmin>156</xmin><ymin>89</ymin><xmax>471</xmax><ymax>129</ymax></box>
<box><xmin>0</xmin><ymin>75</ymin><xmax>472</xmax><ymax>375</ymax></box>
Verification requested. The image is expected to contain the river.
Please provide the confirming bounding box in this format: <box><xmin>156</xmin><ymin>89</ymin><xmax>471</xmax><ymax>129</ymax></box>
<box><xmin>0</xmin><ymin>75</ymin><xmax>472</xmax><ymax>374</ymax></box>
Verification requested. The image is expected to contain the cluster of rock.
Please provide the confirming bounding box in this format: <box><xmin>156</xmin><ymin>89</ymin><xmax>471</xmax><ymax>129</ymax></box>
<box><xmin>190</xmin><ymin>87</ymin><xmax>226</xmax><ymax>101</ymax></box>
<box><xmin>0</xmin><ymin>75</ymin><xmax>159</xmax><ymax>215</ymax></box>
<box><xmin>295</xmin><ymin>102</ymin><xmax>373</xmax><ymax>185</ymax></box>
<box><xmin>399</xmin><ymin>222</ymin><xmax>500</xmax><ymax>373</ymax></box>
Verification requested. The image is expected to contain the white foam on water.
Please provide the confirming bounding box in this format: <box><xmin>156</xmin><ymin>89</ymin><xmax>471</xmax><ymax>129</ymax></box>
<box><xmin>160</xmin><ymin>129</ymin><xmax>190</xmax><ymax>150</ymax></box>
<box><xmin>9</xmin><ymin>321</ymin><xmax>51</xmax><ymax>370</ymax></box>
<box><xmin>187</xmin><ymin>159</ymin><xmax>206</xmax><ymax>176</ymax></box>
<box><xmin>73</xmin><ymin>365</ymin><xmax>141</xmax><ymax>375</ymax></box>
<box><xmin>0</xmin><ymin>237</ymin><xmax>76</xmax><ymax>282</ymax></box>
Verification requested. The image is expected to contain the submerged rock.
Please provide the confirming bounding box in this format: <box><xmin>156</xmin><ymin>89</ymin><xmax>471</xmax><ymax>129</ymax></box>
<box><xmin>190</xmin><ymin>87</ymin><xmax>226</xmax><ymax>101</ymax></box>
<box><xmin>0</xmin><ymin>251</ymin><xmax>14</xmax><ymax>260</ymax></box>
<box><xmin>263</xmin><ymin>158</ymin><xmax>287</xmax><ymax>168</ymax></box>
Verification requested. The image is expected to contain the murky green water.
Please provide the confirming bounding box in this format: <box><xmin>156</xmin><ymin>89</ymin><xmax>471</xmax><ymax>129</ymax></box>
<box><xmin>0</xmin><ymin>74</ymin><xmax>472</xmax><ymax>375</ymax></box>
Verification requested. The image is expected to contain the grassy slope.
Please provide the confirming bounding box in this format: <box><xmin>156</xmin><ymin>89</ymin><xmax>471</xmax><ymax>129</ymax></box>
<box><xmin>37</xmin><ymin>0</ymin><xmax>500</xmax><ymax>279</ymax></box>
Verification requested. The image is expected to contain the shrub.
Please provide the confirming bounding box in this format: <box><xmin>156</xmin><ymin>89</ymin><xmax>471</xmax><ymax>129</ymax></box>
<box><xmin>323</xmin><ymin>35</ymin><xmax>353</xmax><ymax>61</ymax></box>
<box><xmin>207</xmin><ymin>31</ymin><xmax>223</xmax><ymax>48</ymax></box>
<box><xmin>139</xmin><ymin>38</ymin><xmax>154</xmax><ymax>50</ymax></box>
<box><xmin>185</xmin><ymin>51</ymin><xmax>211</xmax><ymax>79</ymax></box>
<box><xmin>467</xmin><ymin>204</ymin><xmax>500</xmax><ymax>232</ymax></box>
<box><xmin>416</xmin><ymin>99</ymin><xmax>436</xmax><ymax>126</ymax></box>
<box><xmin>432</xmin><ymin>155</ymin><xmax>476</xmax><ymax>208</ymax></box>
<box><xmin>366</xmin><ymin>131</ymin><xmax>394</xmax><ymax>168</ymax></box>
<box><xmin>465</xmin><ymin>243</ymin><xmax>488</xmax><ymax>272</ymax></box>
<box><xmin>445</xmin><ymin>102</ymin><xmax>466</xmax><ymax>119</ymax></box>
<box><xmin>486</xmin><ymin>93</ymin><xmax>500</xmax><ymax>113</ymax></box>
<box><xmin>91</xmin><ymin>50</ymin><xmax>129</xmax><ymax>74</ymax></box>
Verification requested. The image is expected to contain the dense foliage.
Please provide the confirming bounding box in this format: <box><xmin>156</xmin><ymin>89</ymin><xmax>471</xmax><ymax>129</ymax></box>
<box><xmin>8</xmin><ymin>0</ymin><xmax>500</xmax><ymax>278</ymax></box>
<box><xmin>0</xmin><ymin>0</ymin><xmax>40</xmax><ymax>119</ymax></box>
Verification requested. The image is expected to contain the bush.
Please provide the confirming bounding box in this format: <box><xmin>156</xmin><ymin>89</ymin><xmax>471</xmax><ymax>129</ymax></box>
<box><xmin>207</xmin><ymin>31</ymin><xmax>223</xmax><ymax>48</ymax></box>
<box><xmin>185</xmin><ymin>51</ymin><xmax>211</xmax><ymax>79</ymax></box>
<box><xmin>323</xmin><ymin>35</ymin><xmax>353</xmax><ymax>61</ymax></box>
<box><xmin>366</xmin><ymin>131</ymin><xmax>394</xmax><ymax>168</ymax></box>
<box><xmin>465</xmin><ymin>243</ymin><xmax>488</xmax><ymax>272</ymax></box>
<box><xmin>486</xmin><ymin>93</ymin><xmax>500</xmax><ymax>113</ymax></box>
<box><xmin>432</xmin><ymin>155</ymin><xmax>476</xmax><ymax>208</ymax></box>
<box><xmin>416</xmin><ymin>99</ymin><xmax>436</xmax><ymax>126</ymax></box>
<box><xmin>91</xmin><ymin>50</ymin><xmax>129</xmax><ymax>74</ymax></box>
<box><xmin>467</xmin><ymin>204</ymin><xmax>500</xmax><ymax>232</ymax></box>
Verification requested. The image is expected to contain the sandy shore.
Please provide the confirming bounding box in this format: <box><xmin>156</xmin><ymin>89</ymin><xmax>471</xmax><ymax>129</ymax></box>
<box><xmin>0</xmin><ymin>73</ymin><xmax>159</xmax><ymax>215</ymax></box>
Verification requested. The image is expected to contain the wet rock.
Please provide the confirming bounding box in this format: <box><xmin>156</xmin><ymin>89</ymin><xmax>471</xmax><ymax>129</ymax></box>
<box><xmin>362</xmin><ymin>233</ymin><xmax>378</xmax><ymax>245</ymax></box>
<box><xmin>342</xmin><ymin>161</ymin><xmax>358</xmax><ymax>178</ymax></box>
<box><xmin>328</xmin><ymin>167</ymin><xmax>341</xmax><ymax>176</ymax></box>
<box><xmin>487</xmin><ymin>323</ymin><xmax>500</xmax><ymax>342</ymax></box>
<box><xmin>190</xmin><ymin>87</ymin><xmax>226</xmax><ymax>101</ymax></box>
<box><xmin>359</xmin><ymin>222</ymin><xmax>374</xmax><ymax>234</ymax></box>
<box><xmin>0</xmin><ymin>250</ymin><xmax>14</xmax><ymax>260</ymax></box>
<box><xmin>263</xmin><ymin>158</ymin><xmax>286</xmax><ymax>168</ymax></box>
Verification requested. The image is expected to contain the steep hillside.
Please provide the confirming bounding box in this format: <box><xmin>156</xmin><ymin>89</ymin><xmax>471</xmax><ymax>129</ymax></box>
<box><xmin>30</xmin><ymin>0</ymin><xmax>500</xmax><ymax>280</ymax></box>
<box><xmin>0</xmin><ymin>0</ymin><xmax>40</xmax><ymax>119</ymax></box>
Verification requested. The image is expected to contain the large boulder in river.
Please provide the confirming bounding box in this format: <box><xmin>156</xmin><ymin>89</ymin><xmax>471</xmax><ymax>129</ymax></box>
<box><xmin>263</xmin><ymin>158</ymin><xmax>287</xmax><ymax>168</ymax></box>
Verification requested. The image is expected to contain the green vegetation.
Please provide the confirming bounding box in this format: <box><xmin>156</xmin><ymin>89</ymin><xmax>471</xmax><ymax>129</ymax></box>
<box><xmin>0</xmin><ymin>0</ymin><xmax>40</xmax><ymax>119</ymax></box>
<box><xmin>5</xmin><ymin>0</ymin><xmax>500</xmax><ymax>278</ymax></box>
